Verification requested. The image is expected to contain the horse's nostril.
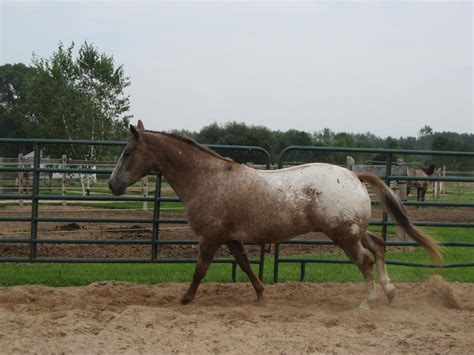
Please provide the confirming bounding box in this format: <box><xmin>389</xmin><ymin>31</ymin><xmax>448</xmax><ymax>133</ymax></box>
<box><xmin>108</xmin><ymin>181</ymin><xmax>112</xmax><ymax>190</ymax></box>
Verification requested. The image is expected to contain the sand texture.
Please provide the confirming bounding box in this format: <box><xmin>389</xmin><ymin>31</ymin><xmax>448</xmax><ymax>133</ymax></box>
<box><xmin>0</xmin><ymin>276</ymin><xmax>472</xmax><ymax>354</ymax></box>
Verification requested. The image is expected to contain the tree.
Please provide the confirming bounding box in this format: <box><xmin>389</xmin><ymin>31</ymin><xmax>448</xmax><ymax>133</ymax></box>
<box><xmin>197</xmin><ymin>122</ymin><xmax>276</xmax><ymax>164</ymax></box>
<box><xmin>431</xmin><ymin>134</ymin><xmax>474</xmax><ymax>171</ymax></box>
<box><xmin>24</xmin><ymin>42</ymin><xmax>132</xmax><ymax>158</ymax></box>
<box><xmin>0</xmin><ymin>63</ymin><xmax>36</xmax><ymax>156</ymax></box>
<box><xmin>418</xmin><ymin>125</ymin><xmax>433</xmax><ymax>138</ymax></box>
<box><xmin>417</xmin><ymin>125</ymin><xmax>434</xmax><ymax>150</ymax></box>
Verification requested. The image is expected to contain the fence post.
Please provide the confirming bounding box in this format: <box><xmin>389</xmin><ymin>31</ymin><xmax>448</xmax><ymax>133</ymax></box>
<box><xmin>30</xmin><ymin>143</ymin><xmax>40</xmax><ymax>260</ymax></box>
<box><xmin>48</xmin><ymin>168</ymin><xmax>53</xmax><ymax>194</ymax></box>
<box><xmin>396</xmin><ymin>159</ymin><xmax>407</xmax><ymax>201</ymax></box>
<box><xmin>61</xmin><ymin>154</ymin><xmax>67</xmax><ymax>206</ymax></box>
<box><xmin>381</xmin><ymin>153</ymin><xmax>393</xmax><ymax>242</ymax></box>
<box><xmin>433</xmin><ymin>167</ymin><xmax>441</xmax><ymax>200</ymax></box>
<box><xmin>0</xmin><ymin>157</ymin><xmax>3</xmax><ymax>193</ymax></box>
<box><xmin>346</xmin><ymin>156</ymin><xmax>354</xmax><ymax>170</ymax></box>
<box><xmin>18</xmin><ymin>153</ymin><xmax>24</xmax><ymax>206</ymax></box>
<box><xmin>151</xmin><ymin>173</ymin><xmax>162</xmax><ymax>260</ymax></box>
<box><xmin>142</xmin><ymin>175</ymin><xmax>149</xmax><ymax>211</ymax></box>
<box><xmin>80</xmin><ymin>173</ymin><xmax>86</xmax><ymax>196</ymax></box>
<box><xmin>273</xmin><ymin>243</ymin><xmax>280</xmax><ymax>283</ymax></box>
<box><xmin>441</xmin><ymin>165</ymin><xmax>446</xmax><ymax>195</ymax></box>
<box><xmin>398</xmin><ymin>181</ymin><xmax>407</xmax><ymax>201</ymax></box>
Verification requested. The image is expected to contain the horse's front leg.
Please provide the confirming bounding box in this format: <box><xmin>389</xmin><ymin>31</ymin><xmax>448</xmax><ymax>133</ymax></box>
<box><xmin>180</xmin><ymin>241</ymin><xmax>220</xmax><ymax>304</ymax></box>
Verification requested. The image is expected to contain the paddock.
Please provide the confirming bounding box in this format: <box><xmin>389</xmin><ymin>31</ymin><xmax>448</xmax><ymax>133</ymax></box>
<box><xmin>0</xmin><ymin>140</ymin><xmax>473</xmax><ymax>353</ymax></box>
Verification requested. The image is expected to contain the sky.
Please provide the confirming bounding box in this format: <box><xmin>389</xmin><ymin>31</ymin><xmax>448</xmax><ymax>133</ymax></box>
<box><xmin>1</xmin><ymin>0</ymin><xmax>473</xmax><ymax>137</ymax></box>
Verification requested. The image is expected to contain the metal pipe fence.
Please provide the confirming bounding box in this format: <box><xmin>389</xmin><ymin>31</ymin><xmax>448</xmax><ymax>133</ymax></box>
<box><xmin>0</xmin><ymin>138</ymin><xmax>271</xmax><ymax>282</ymax></box>
<box><xmin>1</xmin><ymin>139</ymin><xmax>473</xmax><ymax>284</ymax></box>
<box><xmin>273</xmin><ymin>146</ymin><xmax>474</xmax><ymax>282</ymax></box>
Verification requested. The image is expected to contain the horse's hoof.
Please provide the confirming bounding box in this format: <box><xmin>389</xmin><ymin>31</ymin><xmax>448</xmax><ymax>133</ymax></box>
<box><xmin>180</xmin><ymin>295</ymin><xmax>194</xmax><ymax>305</ymax></box>
<box><xmin>386</xmin><ymin>286</ymin><xmax>396</xmax><ymax>303</ymax></box>
<box><xmin>256</xmin><ymin>291</ymin><xmax>264</xmax><ymax>303</ymax></box>
<box><xmin>358</xmin><ymin>300</ymin><xmax>371</xmax><ymax>311</ymax></box>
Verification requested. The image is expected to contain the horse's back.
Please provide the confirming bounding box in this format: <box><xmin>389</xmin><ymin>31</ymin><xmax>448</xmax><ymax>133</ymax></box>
<box><xmin>259</xmin><ymin>163</ymin><xmax>368</xmax><ymax>203</ymax></box>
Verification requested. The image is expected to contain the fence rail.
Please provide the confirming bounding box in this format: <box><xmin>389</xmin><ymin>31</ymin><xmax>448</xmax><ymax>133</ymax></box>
<box><xmin>1</xmin><ymin>139</ymin><xmax>473</xmax><ymax>283</ymax></box>
<box><xmin>0</xmin><ymin>138</ymin><xmax>272</xmax><ymax>282</ymax></box>
<box><xmin>273</xmin><ymin>145</ymin><xmax>474</xmax><ymax>282</ymax></box>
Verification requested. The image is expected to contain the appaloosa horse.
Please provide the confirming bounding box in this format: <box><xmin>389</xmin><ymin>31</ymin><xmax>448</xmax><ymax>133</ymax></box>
<box><xmin>109</xmin><ymin>121</ymin><xmax>442</xmax><ymax>310</ymax></box>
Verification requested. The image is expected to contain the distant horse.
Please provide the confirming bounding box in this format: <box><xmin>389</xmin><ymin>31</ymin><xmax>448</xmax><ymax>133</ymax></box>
<box><xmin>109</xmin><ymin>121</ymin><xmax>442</xmax><ymax>310</ymax></box>
<box><xmin>407</xmin><ymin>164</ymin><xmax>436</xmax><ymax>202</ymax></box>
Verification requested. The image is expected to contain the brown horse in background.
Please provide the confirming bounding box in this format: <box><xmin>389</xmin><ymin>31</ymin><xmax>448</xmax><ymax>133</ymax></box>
<box><xmin>407</xmin><ymin>164</ymin><xmax>436</xmax><ymax>202</ymax></box>
<box><xmin>108</xmin><ymin>121</ymin><xmax>442</xmax><ymax>310</ymax></box>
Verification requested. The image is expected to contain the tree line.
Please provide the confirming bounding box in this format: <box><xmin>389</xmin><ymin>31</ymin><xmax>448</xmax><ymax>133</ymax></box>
<box><xmin>178</xmin><ymin>122</ymin><xmax>474</xmax><ymax>170</ymax></box>
<box><xmin>1</xmin><ymin>42</ymin><xmax>472</xmax><ymax>170</ymax></box>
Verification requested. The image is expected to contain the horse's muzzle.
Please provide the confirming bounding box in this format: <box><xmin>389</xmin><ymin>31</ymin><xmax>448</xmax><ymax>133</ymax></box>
<box><xmin>108</xmin><ymin>180</ymin><xmax>127</xmax><ymax>196</ymax></box>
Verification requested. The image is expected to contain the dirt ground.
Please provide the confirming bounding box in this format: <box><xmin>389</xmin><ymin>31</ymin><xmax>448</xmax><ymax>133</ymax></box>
<box><xmin>0</xmin><ymin>275</ymin><xmax>472</xmax><ymax>354</ymax></box>
<box><xmin>1</xmin><ymin>206</ymin><xmax>472</xmax><ymax>354</ymax></box>
<box><xmin>1</xmin><ymin>204</ymin><xmax>473</xmax><ymax>260</ymax></box>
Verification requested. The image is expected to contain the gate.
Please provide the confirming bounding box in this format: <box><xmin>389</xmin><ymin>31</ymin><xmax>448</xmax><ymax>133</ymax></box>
<box><xmin>273</xmin><ymin>146</ymin><xmax>474</xmax><ymax>282</ymax></box>
<box><xmin>0</xmin><ymin>138</ymin><xmax>271</xmax><ymax>281</ymax></box>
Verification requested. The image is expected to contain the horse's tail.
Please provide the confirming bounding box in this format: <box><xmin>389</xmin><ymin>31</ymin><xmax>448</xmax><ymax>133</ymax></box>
<box><xmin>357</xmin><ymin>172</ymin><xmax>443</xmax><ymax>265</ymax></box>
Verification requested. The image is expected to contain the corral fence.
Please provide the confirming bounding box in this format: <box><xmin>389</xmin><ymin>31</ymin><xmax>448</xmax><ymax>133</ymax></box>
<box><xmin>0</xmin><ymin>138</ymin><xmax>271</xmax><ymax>281</ymax></box>
<box><xmin>274</xmin><ymin>146</ymin><xmax>474</xmax><ymax>282</ymax></box>
<box><xmin>0</xmin><ymin>139</ymin><xmax>473</xmax><ymax>283</ymax></box>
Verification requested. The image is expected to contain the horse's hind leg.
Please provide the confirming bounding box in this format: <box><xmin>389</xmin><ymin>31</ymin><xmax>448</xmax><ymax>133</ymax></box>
<box><xmin>225</xmin><ymin>240</ymin><xmax>264</xmax><ymax>301</ymax></box>
<box><xmin>361</xmin><ymin>232</ymin><xmax>395</xmax><ymax>302</ymax></box>
<box><xmin>336</xmin><ymin>237</ymin><xmax>376</xmax><ymax>310</ymax></box>
<box><xmin>181</xmin><ymin>241</ymin><xmax>220</xmax><ymax>304</ymax></box>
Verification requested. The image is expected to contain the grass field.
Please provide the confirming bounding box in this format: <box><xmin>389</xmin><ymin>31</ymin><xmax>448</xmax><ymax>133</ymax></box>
<box><xmin>0</xmin><ymin>227</ymin><xmax>471</xmax><ymax>287</ymax></box>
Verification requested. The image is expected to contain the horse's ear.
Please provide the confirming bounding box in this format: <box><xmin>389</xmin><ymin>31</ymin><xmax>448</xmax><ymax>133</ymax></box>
<box><xmin>130</xmin><ymin>124</ymin><xmax>140</xmax><ymax>139</ymax></box>
<box><xmin>137</xmin><ymin>120</ymin><xmax>145</xmax><ymax>130</ymax></box>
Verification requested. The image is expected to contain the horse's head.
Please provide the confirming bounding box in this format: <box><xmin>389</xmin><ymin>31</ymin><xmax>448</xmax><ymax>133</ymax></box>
<box><xmin>108</xmin><ymin>120</ymin><xmax>154</xmax><ymax>196</ymax></box>
<box><xmin>422</xmin><ymin>163</ymin><xmax>436</xmax><ymax>176</ymax></box>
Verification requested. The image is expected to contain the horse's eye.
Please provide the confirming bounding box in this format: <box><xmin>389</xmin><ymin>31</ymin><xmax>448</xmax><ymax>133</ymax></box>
<box><xmin>123</xmin><ymin>152</ymin><xmax>130</xmax><ymax>158</ymax></box>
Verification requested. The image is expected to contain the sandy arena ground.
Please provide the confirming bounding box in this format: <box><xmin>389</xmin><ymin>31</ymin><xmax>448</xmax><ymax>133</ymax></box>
<box><xmin>0</xmin><ymin>276</ymin><xmax>472</xmax><ymax>354</ymax></box>
<box><xmin>1</xmin><ymin>204</ymin><xmax>473</xmax><ymax>353</ymax></box>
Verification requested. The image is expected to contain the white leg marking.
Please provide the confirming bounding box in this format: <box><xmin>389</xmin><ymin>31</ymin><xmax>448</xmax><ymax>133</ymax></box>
<box><xmin>359</xmin><ymin>279</ymin><xmax>377</xmax><ymax>310</ymax></box>
<box><xmin>376</xmin><ymin>259</ymin><xmax>396</xmax><ymax>302</ymax></box>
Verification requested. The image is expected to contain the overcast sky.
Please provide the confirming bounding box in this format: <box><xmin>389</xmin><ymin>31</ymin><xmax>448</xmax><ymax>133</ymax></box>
<box><xmin>1</xmin><ymin>0</ymin><xmax>472</xmax><ymax>137</ymax></box>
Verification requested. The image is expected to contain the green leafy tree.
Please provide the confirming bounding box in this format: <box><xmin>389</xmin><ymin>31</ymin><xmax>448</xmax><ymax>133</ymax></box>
<box><xmin>24</xmin><ymin>42</ymin><xmax>131</xmax><ymax>158</ymax></box>
<box><xmin>418</xmin><ymin>125</ymin><xmax>434</xmax><ymax>150</ymax></box>
<box><xmin>0</xmin><ymin>63</ymin><xmax>36</xmax><ymax>156</ymax></box>
<box><xmin>197</xmin><ymin>122</ymin><xmax>276</xmax><ymax>164</ymax></box>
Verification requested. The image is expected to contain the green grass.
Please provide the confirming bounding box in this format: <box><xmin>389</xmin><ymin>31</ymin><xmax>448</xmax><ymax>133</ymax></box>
<box><xmin>0</xmin><ymin>217</ymin><xmax>471</xmax><ymax>286</ymax></box>
<box><xmin>0</xmin><ymin>251</ymin><xmax>471</xmax><ymax>287</ymax></box>
<box><xmin>0</xmin><ymin>227</ymin><xmax>471</xmax><ymax>287</ymax></box>
<box><xmin>275</xmin><ymin>227</ymin><xmax>474</xmax><ymax>283</ymax></box>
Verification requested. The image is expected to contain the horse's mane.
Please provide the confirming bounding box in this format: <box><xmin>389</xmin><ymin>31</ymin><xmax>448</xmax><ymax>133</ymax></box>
<box><xmin>145</xmin><ymin>130</ymin><xmax>234</xmax><ymax>163</ymax></box>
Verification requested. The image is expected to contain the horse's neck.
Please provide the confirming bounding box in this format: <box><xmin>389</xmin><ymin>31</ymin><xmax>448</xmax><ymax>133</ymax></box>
<box><xmin>145</xmin><ymin>133</ymin><xmax>219</xmax><ymax>202</ymax></box>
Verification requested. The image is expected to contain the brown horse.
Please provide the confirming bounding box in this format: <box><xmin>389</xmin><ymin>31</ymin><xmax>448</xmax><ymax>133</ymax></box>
<box><xmin>407</xmin><ymin>164</ymin><xmax>436</xmax><ymax>202</ymax></box>
<box><xmin>109</xmin><ymin>121</ymin><xmax>442</xmax><ymax>310</ymax></box>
